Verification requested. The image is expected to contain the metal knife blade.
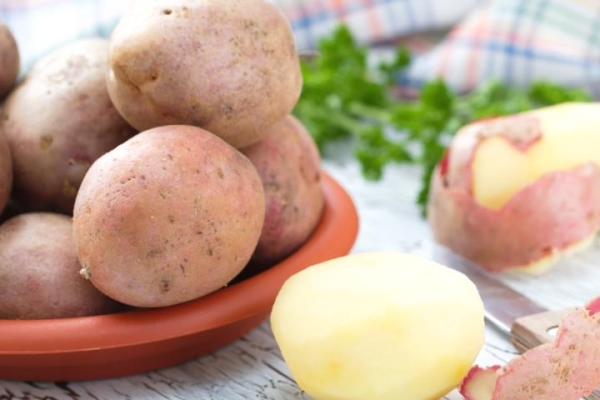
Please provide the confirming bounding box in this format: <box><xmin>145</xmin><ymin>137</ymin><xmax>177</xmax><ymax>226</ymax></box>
<box><xmin>429</xmin><ymin>245</ymin><xmax>571</xmax><ymax>350</ymax></box>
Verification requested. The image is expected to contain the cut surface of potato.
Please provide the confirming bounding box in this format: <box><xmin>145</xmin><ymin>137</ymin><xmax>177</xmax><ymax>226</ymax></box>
<box><xmin>472</xmin><ymin>103</ymin><xmax>600</xmax><ymax>209</ymax></box>
<box><xmin>271</xmin><ymin>252</ymin><xmax>485</xmax><ymax>400</ymax></box>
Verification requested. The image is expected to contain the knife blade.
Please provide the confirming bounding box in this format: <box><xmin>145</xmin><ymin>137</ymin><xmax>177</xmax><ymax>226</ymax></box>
<box><xmin>429</xmin><ymin>245</ymin><xmax>572</xmax><ymax>350</ymax></box>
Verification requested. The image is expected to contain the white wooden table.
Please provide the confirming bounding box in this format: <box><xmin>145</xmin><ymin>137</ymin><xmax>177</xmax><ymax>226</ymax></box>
<box><xmin>2</xmin><ymin>151</ymin><xmax>599</xmax><ymax>399</ymax></box>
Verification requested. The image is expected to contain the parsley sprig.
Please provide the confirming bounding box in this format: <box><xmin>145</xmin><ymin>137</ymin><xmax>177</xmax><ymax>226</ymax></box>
<box><xmin>293</xmin><ymin>25</ymin><xmax>592</xmax><ymax>215</ymax></box>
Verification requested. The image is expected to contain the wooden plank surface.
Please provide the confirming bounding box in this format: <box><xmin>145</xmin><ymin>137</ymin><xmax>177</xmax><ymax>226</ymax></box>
<box><xmin>1</xmin><ymin>155</ymin><xmax>599</xmax><ymax>399</ymax></box>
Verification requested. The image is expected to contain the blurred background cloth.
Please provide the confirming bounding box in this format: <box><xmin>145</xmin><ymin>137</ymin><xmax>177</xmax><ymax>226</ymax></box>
<box><xmin>1</xmin><ymin>0</ymin><xmax>599</xmax><ymax>96</ymax></box>
<box><xmin>274</xmin><ymin>0</ymin><xmax>486</xmax><ymax>49</ymax></box>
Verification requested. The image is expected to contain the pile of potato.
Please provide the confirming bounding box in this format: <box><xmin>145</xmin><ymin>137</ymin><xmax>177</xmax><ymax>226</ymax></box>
<box><xmin>0</xmin><ymin>0</ymin><xmax>324</xmax><ymax>318</ymax></box>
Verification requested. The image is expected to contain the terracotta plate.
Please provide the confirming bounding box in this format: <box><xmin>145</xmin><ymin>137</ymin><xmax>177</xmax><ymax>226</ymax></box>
<box><xmin>0</xmin><ymin>172</ymin><xmax>359</xmax><ymax>382</ymax></box>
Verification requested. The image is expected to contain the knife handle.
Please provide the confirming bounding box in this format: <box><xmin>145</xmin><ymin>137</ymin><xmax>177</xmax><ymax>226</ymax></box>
<box><xmin>510</xmin><ymin>308</ymin><xmax>576</xmax><ymax>352</ymax></box>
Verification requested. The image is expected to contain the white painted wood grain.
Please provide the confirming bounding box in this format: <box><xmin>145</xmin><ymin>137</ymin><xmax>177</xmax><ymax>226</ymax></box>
<box><xmin>1</xmin><ymin>157</ymin><xmax>597</xmax><ymax>399</ymax></box>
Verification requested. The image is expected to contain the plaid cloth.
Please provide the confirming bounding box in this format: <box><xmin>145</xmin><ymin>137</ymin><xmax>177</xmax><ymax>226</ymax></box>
<box><xmin>273</xmin><ymin>0</ymin><xmax>485</xmax><ymax>50</ymax></box>
<box><xmin>0</xmin><ymin>0</ymin><xmax>599</xmax><ymax>96</ymax></box>
<box><xmin>403</xmin><ymin>0</ymin><xmax>600</xmax><ymax>97</ymax></box>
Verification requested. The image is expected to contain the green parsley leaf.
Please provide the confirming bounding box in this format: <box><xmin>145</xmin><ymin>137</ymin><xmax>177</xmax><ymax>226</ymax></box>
<box><xmin>293</xmin><ymin>24</ymin><xmax>594</xmax><ymax>216</ymax></box>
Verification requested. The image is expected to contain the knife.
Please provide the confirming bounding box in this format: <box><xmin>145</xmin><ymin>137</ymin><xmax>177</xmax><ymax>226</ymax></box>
<box><xmin>429</xmin><ymin>245</ymin><xmax>575</xmax><ymax>351</ymax></box>
<box><xmin>429</xmin><ymin>245</ymin><xmax>600</xmax><ymax>400</ymax></box>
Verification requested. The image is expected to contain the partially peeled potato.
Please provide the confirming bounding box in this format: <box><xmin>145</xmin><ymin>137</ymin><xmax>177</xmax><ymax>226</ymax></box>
<box><xmin>428</xmin><ymin>102</ymin><xmax>600</xmax><ymax>272</ymax></box>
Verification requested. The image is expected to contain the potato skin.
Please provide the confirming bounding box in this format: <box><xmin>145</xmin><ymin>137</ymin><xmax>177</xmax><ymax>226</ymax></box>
<box><xmin>73</xmin><ymin>125</ymin><xmax>265</xmax><ymax>308</ymax></box>
<box><xmin>242</xmin><ymin>115</ymin><xmax>324</xmax><ymax>268</ymax></box>
<box><xmin>0</xmin><ymin>132</ymin><xmax>11</xmax><ymax>215</ymax></box>
<box><xmin>0</xmin><ymin>23</ymin><xmax>19</xmax><ymax>98</ymax></box>
<box><xmin>0</xmin><ymin>213</ymin><xmax>121</xmax><ymax>319</ymax></box>
<box><xmin>0</xmin><ymin>38</ymin><xmax>136</xmax><ymax>214</ymax></box>
<box><xmin>428</xmin><ymin>163</ymin><xmax>600</xmax><ymax>272</ymax></box>
<box><xmin>107</xmin><ymin>0</ymin><xmax>302</xmax><ymax>149</ymax></box>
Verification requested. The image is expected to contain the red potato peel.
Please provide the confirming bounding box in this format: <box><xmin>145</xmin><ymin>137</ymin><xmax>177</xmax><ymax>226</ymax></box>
<box><xmin>460</xmin><ymin>301</ymin><xmax>600</xmax><ymax>400</ymax></box>
<box><xmin>428</xmin><ymin>163</ymin><xmax>600</xmax><ymax>272</ymax></box>
<box><xmin>459</xmin><ymin>365</ymin><xmax>500</xmax><ymax>400</ymax></box>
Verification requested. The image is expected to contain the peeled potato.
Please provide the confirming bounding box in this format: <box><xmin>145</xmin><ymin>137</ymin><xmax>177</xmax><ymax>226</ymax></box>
<box><xmin>428</xmin><ymin>102</ymin><xmax>600</xmax><ymax>272</ymax></box>
<box><xmin>270</xmin><ymin>252</ymin><xmax>485</xmax><ymax>400</ymax></box>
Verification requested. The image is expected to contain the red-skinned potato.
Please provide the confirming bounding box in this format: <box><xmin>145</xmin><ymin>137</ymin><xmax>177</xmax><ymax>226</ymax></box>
<box><xmin>0</xmin><ymin>38</ymin><xmax>136</xmax><ymax>215</ymax></box>
<box><xmin>241</xmin><ymin>115</ymin><xmax>324</xmax><ymax>269</ymax></box>
<box><xmin>73</xmin><ymin>125</ymin><xmax>265</xmax><ymax>308</ymax></box>
<box><xmin>0</xmin><ymin>22</ymin><xmax>19</xmax><ymax>98</ymax></box>
<box><xmin>428</xmin><ymin>103</ymin><xmax>600</xmax><ymax>273</ymax></box>
<box><xmin>107</xmin><ymin>0</ymin><xmax>302</xmax><ymax>149</ymax></box>
<box><xmin>0</xmin><ymin>132</ymin><xmax>11</xmax><ymax>215</ymax></box>
<box><xmin>0</xmin><ymin>213</ymin><xmax>122</xmax><ymax>319</ymax></box>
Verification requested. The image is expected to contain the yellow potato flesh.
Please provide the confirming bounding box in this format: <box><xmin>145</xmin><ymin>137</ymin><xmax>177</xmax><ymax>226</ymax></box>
<box><xmin>472</xmin><ymin>103</ymin><xmax>600</xmax><ymax>210</ymax></box>
<box><xmin>270</xmin><ymin>252</ymin><xmax>485</xmax><ymax>400</ymax></box>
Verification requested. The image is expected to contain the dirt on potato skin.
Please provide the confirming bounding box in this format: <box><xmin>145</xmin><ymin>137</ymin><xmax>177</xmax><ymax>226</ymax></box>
<box><xmin>107</xmin><ymin>0</ymin><xmax>302</xmax><ymax>149</ymax></box>
<box><xmin>73</xmin><ymin>125</ymin><xmax>266</xmax><ymax>308</ymax></box>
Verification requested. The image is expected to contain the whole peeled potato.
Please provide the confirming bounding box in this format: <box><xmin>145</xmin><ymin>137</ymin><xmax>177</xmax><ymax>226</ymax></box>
<box><xmin>0</xmin><ymin>38</ymin><xmax>136</xmax><ymax>214</ymax></box>
<box><xmin>73</xmin><ymin>125</ymin><xmax>265</xmax><ymax>308</ymax></box>
<box><xmin>0</xmin><ymin>213</ymin><xmax>122</xmax><ymax>319</ymax></box>
<box><xmin>271</xmin><ymin>252</ymin><xmax>485</xmax><ymax>400</ymax></box>
<box><xmin>0</xmin><ymin>23</ymin><xmax>19</xmax><ymax>98</ymax></box>
<box><xmin>107</xmin><ymin>0</ymin><xmax>302</xmax><ymax>149</ymax></box>
<box><xmin>0</xmin><ymin>132</ymin><xmax>11</xmax><ymax>215</ymax></box>
<box><xmin>242</xmin><ymin>115</ymin><xmax>324</xmax><ymax>268</ymax></box>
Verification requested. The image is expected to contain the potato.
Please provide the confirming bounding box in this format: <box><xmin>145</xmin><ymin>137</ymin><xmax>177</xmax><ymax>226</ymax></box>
<box><xmin>0</xmin><ymin>131</ymin><xmax>11</xmax><ymax>215</ymax></box>
<box><xmin>73</xmin><ymin>125</ymin><xmax>265</xmax><ymax>308</ymax></box>
<box><xmin>0</xmin><ymin>213</ymin><xmax>121</xmax><ymax>319</ymax></box>
<box><xmin>0</xmin><ymin>23</ymin><xmax>19</xmax><ymax>98</ymax></box>
<box><xmin>241</xmin><ymin>115</ymin><xmax>324</xmax><ymax>268</ymax></box>
<box><xmin>270</xmin><ymin>252</ymin><xmax>485</xmax><ymax>400</ymax></box>
<box><xmin>428</xmin><ymin>103</ymin><xmax>600</xmax><ymax>272</ymax></box>
<box><xmin>107</xmin><ymin>0</ymin><xmax>302</xmax><ymax>149</ymax></box>
<box><xmin>0</xmin><ymin>38</ymin><xmax>136</xmax><ymax>215</ymax></box>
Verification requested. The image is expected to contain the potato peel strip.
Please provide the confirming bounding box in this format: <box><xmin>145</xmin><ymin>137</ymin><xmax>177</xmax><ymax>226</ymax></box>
<box><xmin>460</xmin><ymin>301</ymin><xmax>600</xmax><ymax>400</ymax></box>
